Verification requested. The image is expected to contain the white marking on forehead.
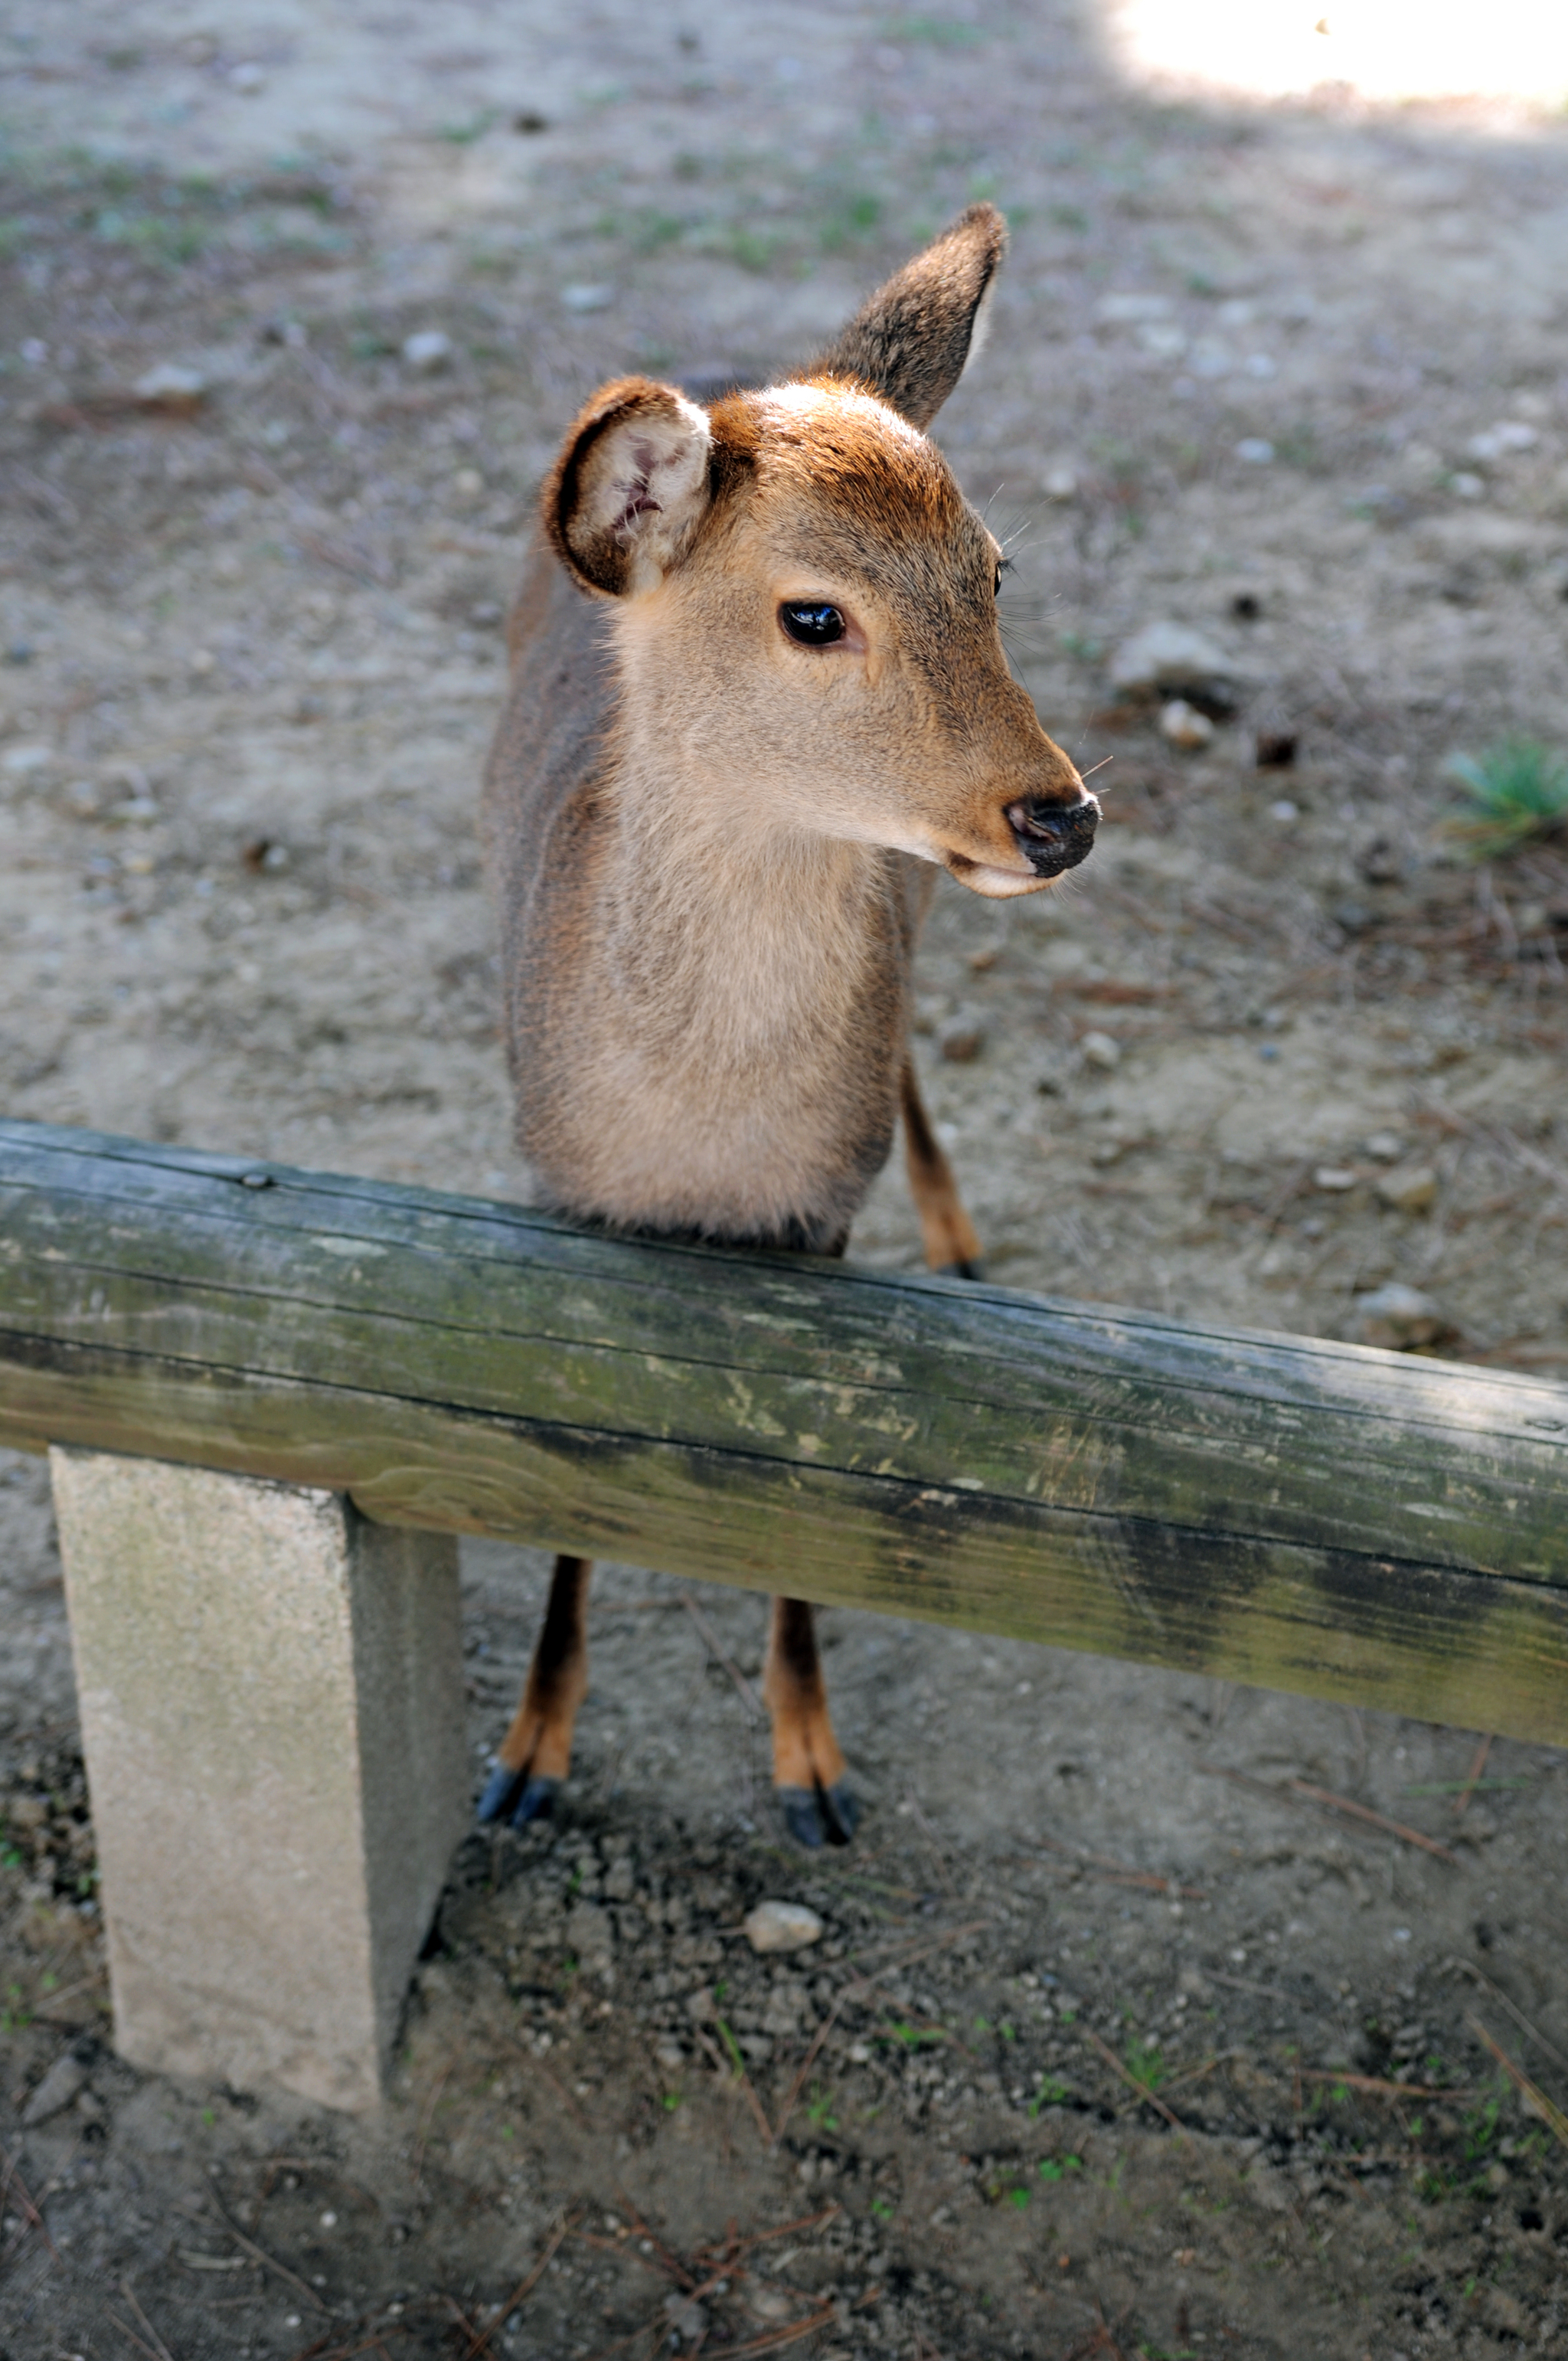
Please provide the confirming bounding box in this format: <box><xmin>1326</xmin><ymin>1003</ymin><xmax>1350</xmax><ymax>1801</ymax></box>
<box><xmin>760</xmin><ymin>381</ymin><xmax>929</xmax><ymax>450</ymax></box>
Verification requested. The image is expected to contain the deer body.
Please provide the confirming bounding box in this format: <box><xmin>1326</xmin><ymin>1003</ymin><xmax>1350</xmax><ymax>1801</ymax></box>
<box><xmin>479</xmin><ymin>208</ymin><xmax>1098</xmax><ymax>1846</ymax></box>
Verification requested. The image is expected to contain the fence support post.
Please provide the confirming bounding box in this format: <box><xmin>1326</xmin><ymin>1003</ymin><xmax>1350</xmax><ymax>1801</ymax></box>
<box><xmin>49</xmin><ymin>1447</ymin><xmax>467</xmax><ymax>2114</ymax></box>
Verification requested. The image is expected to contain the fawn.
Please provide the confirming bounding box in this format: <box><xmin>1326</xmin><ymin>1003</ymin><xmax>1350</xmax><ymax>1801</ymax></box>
<box><xmin>479</xmin><ymin>204</ymin><xmax>1098</xmax><ymax>1848</ymax></box>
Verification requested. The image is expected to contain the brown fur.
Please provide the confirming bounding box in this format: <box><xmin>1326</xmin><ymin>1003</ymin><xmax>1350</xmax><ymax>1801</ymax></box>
<box><xmin>479</xmin><ymin>207</ymin><xmax>1098</xmax><ymax>1839</ymax></box>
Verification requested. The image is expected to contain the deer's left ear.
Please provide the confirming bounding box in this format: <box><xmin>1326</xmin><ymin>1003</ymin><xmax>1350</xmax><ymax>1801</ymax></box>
<box><xmin>542</xmin><ymin>377</ymin><xmax>714</xmax><ymax>597</ymax></box>
<box><xmin>812</xmin><ymin>203</ymin><xmax>1006</xmax><ymax>430</ymax></box>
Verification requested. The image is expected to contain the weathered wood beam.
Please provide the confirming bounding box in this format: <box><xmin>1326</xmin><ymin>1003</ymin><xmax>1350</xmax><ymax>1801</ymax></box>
<box><xmin>2</xmin><ymin>1119</ymin><xmax>1565</xmax><ymax>1745</ymax></box>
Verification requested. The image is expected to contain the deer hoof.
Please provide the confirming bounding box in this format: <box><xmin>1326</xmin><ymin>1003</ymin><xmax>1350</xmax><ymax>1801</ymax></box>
<box><xmin>477</xmin><ymin>1764</ymin><xmax>560</xmax><ymax>1828</ymax></box>
<box><xmin>778</xmin><ymin>1781</ymin><xmax>860</xmax><ymax>1849</ymax></box>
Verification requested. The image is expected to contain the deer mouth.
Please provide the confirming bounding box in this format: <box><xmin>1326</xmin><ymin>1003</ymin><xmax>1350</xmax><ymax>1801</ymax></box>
<box><xmin>1005</xmin><ymin>791</ymin><xmax>1100</xmax><ymax>878</ymax></box>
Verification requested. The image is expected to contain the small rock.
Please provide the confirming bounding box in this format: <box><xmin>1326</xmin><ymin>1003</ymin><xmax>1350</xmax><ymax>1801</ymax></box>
<box><xmin>1312</xmin><ymin>1166</ymin><xmax>1357</xmax><ymax>1192</ymax></box>
<box><xmin>1158</xmin><ymin>698</ymin><xmax>1212</xmax><ymax>749</ymax></box>
<box><xmin>664</xmin><ymin>2294</ymin><xmax>708</xmax><ymax>2345</ymax></box>
<box><xmin>1357</xmin><ymin>1282</ymin><xmax>1449</xmax><ymax>1350</ymax></box>
<box><xmin>939</xmin><ymin>1018</ymin><xmax>985</xmax><ymax>1062</ymax></box>
<box><xmin>1466</xmin><ymin>421</ymin><xmax>1537</xmax><ymax>461</ymax></box>
<box><xmin>1080</xmin><ymin>1030</ymin><xmax>1121</xmax><ymax>1072</ymax></box>
<box><xmin>1234</xmin><ymin>438</ymin><xmax>1276</xmax><ymax>465</ymax></box>
<box><xmin>747</xmin><ymin>2286</ymin><xmax>796</xmax><ymax>2324</ymax></box>
<box><xmin>400</xmin><ymin>329</ymin><xmax>452</xmax><ymax>373</ymax></box>
<box><xmin>1364</xmin><ymin>1130</ymin><xmax>1403</xmax><ymax>1162</ymax></box>
<box><xmin>1095</xmin><ymin>293</ymin><xmax>1174</xmax><ymax>322</ymax></box>
<box><xmin>229</xmin><ymin>61</ymin><xmax>267</xmax><ymax>92</ymax></box>
<box><xmin>132</xmin><ymin>361</ymin><xmax>207</xmax><ymax>404</ymax></box>
<box><xmin>1269</xmin><ymin>799</ymin><xmax>1299</xmax><ymax>825</ymax></box>
<box><xmin>743</xmin><ymin>1899</ymin><xmax>823</xmax><ymax>1954</ymax></box>
<box><xmin>560</xmin><ymin>283</ymin><xmax>615</xmax><ymax>314</ymax></box>
<box><xmin>451</xmin><ymin>467</ymin><xmax>484</xmax><ymax>502</ymax></box>
<box><xmin>2</xmin><ymin>744</ymin><xmax>52</xmax><ymax>777</ymax></box>
<box><xmin>23</xmin><ymin>2045</ymin><xmax>90</xmax><ymax>2127</ymax></box>
<box><xmin>1451</xmin><ymin>471</ymin><xmax>1485</xmax><ymax>499</ymax></box>
<box><xmin>1107</xmin><ymin>620</ymin><xmax>1242</xmax><ymax>714</ymax></box>
<box><xmin>1357</xmin><ymin>834</ymin><xmax>1406</xmax><ymax>886</ymax></box>
<box><xmin>1377</xmin><ymin>1165</ymin><xmax>1438</xmax><ymax>1215</ymax></box>
<box><xmin>1041</xmin><ymin>463</ymin><xmax>1078</xmax><ymax>500</ymax></box>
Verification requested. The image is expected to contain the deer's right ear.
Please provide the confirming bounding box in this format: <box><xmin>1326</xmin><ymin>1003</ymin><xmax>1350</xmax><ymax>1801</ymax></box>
<box><xmin>543</xmin><ymin>378</ymin><xmax>714</xmax><ymax>597</ymax></box>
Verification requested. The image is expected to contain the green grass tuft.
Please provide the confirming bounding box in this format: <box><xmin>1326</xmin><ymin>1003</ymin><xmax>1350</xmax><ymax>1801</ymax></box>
<box><xmin>1441</xmin><ymin>738</ymin><xmax>1568</xmax><ymax>859</ymax></box>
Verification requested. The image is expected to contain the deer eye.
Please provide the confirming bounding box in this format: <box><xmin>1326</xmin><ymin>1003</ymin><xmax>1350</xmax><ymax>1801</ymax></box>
<box><xmin>779</xmin><ymin>600</ymin><xmax>847</xmax><ymax>647</ymax></box>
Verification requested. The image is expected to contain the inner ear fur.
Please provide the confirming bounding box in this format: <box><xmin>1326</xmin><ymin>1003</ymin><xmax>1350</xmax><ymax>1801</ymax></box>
<box><xmin>543</xmin><ymin>377</ymin><xmax>714</xmax><ymax>596</ymax></box>
<box><xmin>812</xmin><ymin>201</ymin><xmax>1007</xmax><ymax>430</ymax></box>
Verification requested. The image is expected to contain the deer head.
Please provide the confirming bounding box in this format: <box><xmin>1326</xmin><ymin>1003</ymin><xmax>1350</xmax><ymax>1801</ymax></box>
<box><xmin>538</xmin><ymin>204</ymin><xmax>1098</xmax><ymax>898</ymax></box>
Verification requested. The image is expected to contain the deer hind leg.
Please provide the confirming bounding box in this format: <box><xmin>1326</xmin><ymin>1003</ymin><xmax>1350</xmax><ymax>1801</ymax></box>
<box><xmin>901</xmin><ymin>1058</ymin><xmax>985</xmax><ymax>1280</ymax></box>
<box><xmin>765</xmin><ymin>1596</ymin><xmax>859</xmax><ymax>1849</ymax></box>
<box><xmin>477</xmin><ymin>1555</ymin><xmax>592</xmax><ymax>1828</ymax></box>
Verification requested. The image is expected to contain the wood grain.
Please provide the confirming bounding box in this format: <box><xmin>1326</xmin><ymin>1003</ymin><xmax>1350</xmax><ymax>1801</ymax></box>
<box><xmin>2</xmin><ymin>1120</ymin><xmax>1565</xmax><ymax>1743</ymax></box>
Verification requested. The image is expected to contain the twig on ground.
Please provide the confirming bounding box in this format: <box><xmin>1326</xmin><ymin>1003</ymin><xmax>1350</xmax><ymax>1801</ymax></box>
<box><xmin>0</xmin><ymin>2148</ymin><xmax>60</xmax><ymax>2264</ymax></box>
<box><xmin>118</xmin><ymin>2283</ymin><xmax>177</xmax><ymax>2361</ymax></box>
<box><xmin>1298</xmin><ymin>2068</ymin><xmax>1475</xmax><ymax>2101</ymax></box>
<box><xmin>1451</xmin><ymin>1963</ymin><xmax>1568</xmax><ymax>2079</ymax></box>
<box><xmin>462</xmin><ymin>2212</ymin><xmax>577</xmax><ymax>2359</ymax></box>
<box><xmin>1022</xmin><ymin>1832</ymin><xmax>1205</xmax><ymax>1899</ymax></box>
<box><xmin>1079</xmin><ymin>2026</ymin><xmax>1189</xmax><ymax>2141</ymax></box>
<box><xmin>695</xmin><ymin>2028</ymin><xmax>776</xmax><ymax>2150</ymax></box>
<box><xmin>105</xmin><ymin>2315</ymin><xmax>167</xmax><ymax>2361</ymax></box>
<box><xmin>1468</xmin><ymin>2016</ymin><xmax>1568</xmax><ymax>2151</ymax></box>
<box><xmin>679</xmin><ymin>1593</ymin><xmax>762</xmax><ymax>1721</ymax></box>
<box><xmin>1197</xmin><ymin>1763</ymin><xmax>1459</xmax><ymax>1863</ymax></box>
<box><xmin>410</xmin><ymin>2059</ymin><xmax>454</xmax><ymax>2192</ymax></box>
<box><xmin>1207</xmin><ymin>1968</ymin><xmax>1307</xmax><ymax>2004</ymax></box>
<box><xmin>209</xmin><ymin>2195</ymin><xmax>329</xmax><ymax>2313</ymax></box>
<box><xmin>718</xmin><ymin>2307</ymin><xmax>838</xmax><ymax>2357</ymax></box>
<box><xmin>1454</xmin><ymin>1734</ymin><xmax>1494</xmax><ymax>1817</ymax></box>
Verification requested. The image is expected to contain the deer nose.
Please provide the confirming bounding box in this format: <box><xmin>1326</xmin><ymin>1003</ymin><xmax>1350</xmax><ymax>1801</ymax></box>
<box><xmin>1006</xmin><ymin>790</ymin><xmax>1099</xmax><ymax>878</ymax></box>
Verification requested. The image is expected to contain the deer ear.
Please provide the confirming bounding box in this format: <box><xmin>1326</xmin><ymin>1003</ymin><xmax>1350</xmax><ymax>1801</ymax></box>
<box><xmin>813</xmin><ymin>203</ymin><xmax>1007</xmax><ymax>430</ymax></box>
<box><xmin>543</xmin><ymin>378</ymin><xmax>714</xmax><ymax>596</ymax></box>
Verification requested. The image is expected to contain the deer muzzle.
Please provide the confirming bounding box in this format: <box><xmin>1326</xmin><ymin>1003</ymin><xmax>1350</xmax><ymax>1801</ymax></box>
<box><xmin>1006</xmin><ymin>790</ymin><xmax>1100</xmax><ymax>878</ymax></box>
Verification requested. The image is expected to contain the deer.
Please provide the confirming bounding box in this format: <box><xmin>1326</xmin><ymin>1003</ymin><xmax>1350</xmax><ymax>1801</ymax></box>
<box><xmin>477</xmin><ymin>203</ymin><xmax>1098</xmax><ymax>1849</ymax></box>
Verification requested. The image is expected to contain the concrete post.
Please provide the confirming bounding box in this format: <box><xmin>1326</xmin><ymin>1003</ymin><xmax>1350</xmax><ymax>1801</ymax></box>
<box><xmin>49</xmin><ymin>1447</ymin><xmax>468</xmax><ymax>2114</ymax></box>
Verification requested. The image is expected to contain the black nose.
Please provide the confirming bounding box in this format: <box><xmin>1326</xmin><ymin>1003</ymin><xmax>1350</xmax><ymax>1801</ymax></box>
<box><xmin>1007</xmin><ymin>792</ymin><xmax>1099</xmax><ymax>878</ymax></box>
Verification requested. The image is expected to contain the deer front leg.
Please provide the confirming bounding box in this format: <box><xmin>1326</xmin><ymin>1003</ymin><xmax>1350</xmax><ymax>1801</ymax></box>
<box><xmin>765</xmin><ymin>1596</ymin><xmax>859</xmax><ymax>1849</ymax></box>
<box><xmin>478</xmin><ymin>1555</ymin><xmax>592</xmax><ymax>1828</ymax></box>
<box><xmin>901</xmin><ymin>1058</ymin><xmax>985</xmax><ymax>1279</ymax></box>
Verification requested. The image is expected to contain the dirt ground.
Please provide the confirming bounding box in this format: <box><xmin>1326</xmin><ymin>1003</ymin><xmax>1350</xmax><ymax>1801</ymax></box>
<box><xmin>3</xmin><ymin>5</ymin><xmax>1568</xmax><ymax>2356</ymax></box>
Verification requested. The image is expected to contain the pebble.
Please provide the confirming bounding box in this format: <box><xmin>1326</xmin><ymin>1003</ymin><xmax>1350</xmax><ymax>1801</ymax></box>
<box><xmin>1364</xmin><ymin>1130</ymin><xmax>1403</xmax><ymax>1162</ymax></box>
<box><xmin>939</xmin><ymin>1018</ymin><xmax>985</xmax><ymax>1062</ymax></box>
<box><xmin>1357</xmin><ymin>1283</ymin><xmax>1448</xmax><ymax>1350</ymax></box>
<box><xmin>1159</xmin><ymin>698</ymin><xmax>1212</xmax><ymax>749</ymax></box>
<box><xmin>743</xmin><ymin>1899</ymin><xmax>823</xmax><ymax>1954</ymax></box>
<box><xmin>401</xmin><ymin>329</ymin><xmax>452</xmax><ymax>373</ymax></box>
<box><xmin>452</xmin><ymin>467</ymin><xmax>485</xmax><ymax>502</ymax></box>
<box><xmin>229</xmin><ymin>62</ymin><xmax>267</xmax><ymax>92</ymax></box>
<box><xmin>133</xmin><ymin>362</ymin><xmax>207</xmax><ymax>403</ymax></box>
<box><xmin>22</xmin><ymin>2045</ymin><xmax>90</xmax><ymax>2127</ymax></box>
<box><xmin>1080</xmin><ymin>1030</ymin><xmax>1121</xmax><ymax>1072</ymax></box>
<box><xmin>1234</xmin><ymin>438</ymin><xmax>1276</xmax><ymax>465</ymax></box>
<box><xmin>1107</xmin><ymin>620</ymin><xmax>1240</xmax><ymax>711</ymax></box>
<box><xmin>1451</xmin><ymin>472</ymin><xmax>1485</xmax><ymax>499</ymax></box>
<box><xmin>2</xmin><ymin>744</ymin><xmax>52</xmax><ymax>776</ymax></box>
<box><xmin>1312</xmin><ymin>1166</ymin><xmax>1357</xmax><ymax>1192</ymax></box>
<box><xmin>561</xmin><ymin>283</ymin><xmax>615</xmax><ymax>314</ymax></box>
<box><xmin>1466</xmin><ymin>421</ymin><xmax>1537</xmax><ymax>460</ymax></box>
<box><xmin>1041</xmin><ymin>463</ymin><xmax>1078</xmax><ymax>500</ymax></box>
<box><xmin>1376</xmin><ymin>1164</ymin><xmax>1438</xmax><ymax>1215</ymax></box>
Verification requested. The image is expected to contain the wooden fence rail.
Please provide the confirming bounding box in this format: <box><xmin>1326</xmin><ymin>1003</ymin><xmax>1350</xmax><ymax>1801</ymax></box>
<box><xmin>3</xmin><ymin>1117</ymin><xmax>1566</xmax><ymax>1747</ymax></box>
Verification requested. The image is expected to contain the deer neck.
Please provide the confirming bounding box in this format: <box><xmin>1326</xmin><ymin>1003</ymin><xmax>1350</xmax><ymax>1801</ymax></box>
<box><xmin>596</xmin><ymin>723</ymin><xmax>892</xmax><ymax>1073</ymax></box>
